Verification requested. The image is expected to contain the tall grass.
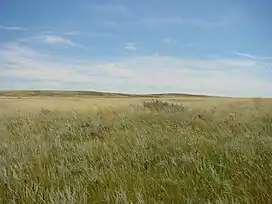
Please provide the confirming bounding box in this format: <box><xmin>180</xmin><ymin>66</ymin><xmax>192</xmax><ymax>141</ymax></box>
<box><xmin>0</xmin><ymin>100</ymin><xmax>271</xmax><ymax>203</ymax></box>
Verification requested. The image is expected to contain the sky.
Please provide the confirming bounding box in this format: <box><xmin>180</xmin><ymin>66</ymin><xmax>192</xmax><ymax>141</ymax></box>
<box><xmin>0</xmin><ymin>0</ymin><xmax>271</xmax><ymax>97</ymax></box>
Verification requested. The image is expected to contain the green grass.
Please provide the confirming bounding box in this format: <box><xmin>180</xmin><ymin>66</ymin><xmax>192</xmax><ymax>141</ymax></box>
<box><xmin>0</xmin><ymin>100</ymin><xmax>271</xmax><ymax>203</ymax></box>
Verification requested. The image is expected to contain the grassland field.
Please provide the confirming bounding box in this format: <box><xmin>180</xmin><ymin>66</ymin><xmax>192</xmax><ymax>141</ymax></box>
<box><xmin>0</xmin><ymin>91</ymin><xmax>271</xmax><ymax>203</ymax></box>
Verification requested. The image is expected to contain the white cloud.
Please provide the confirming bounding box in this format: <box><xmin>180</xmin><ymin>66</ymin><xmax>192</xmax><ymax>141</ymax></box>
<box><xmin>0</xmin><ymin>44</ymin><xmax>271</xmax><ymax>97</ymax></box>
<box><xmin>234</xmin><ymin>52</ymin><xmax>256</xmax><ymax>60</ymax></box>
<box><xmin>0</xmin><ymin>26</ymin><xmax>26</xmax><ymax>31</ymax></box>
<box><xmin>94</xmin><ymin>63</ymin><xmax>132</xmax><ymax>78</ymax></box>
<box><xmin>163</xmin><ymin>37</ymin><xmax>177</xmax><ymax>45</ymax></box>
<box><xmin>124</xmin><ymin>42</ymin><xmax>138</xmax><ymax>51</ymax></box>
<box><xmin>40</xmin><ymin>35</ymin><xmax>76</xmax><ymax>46</ymax></box>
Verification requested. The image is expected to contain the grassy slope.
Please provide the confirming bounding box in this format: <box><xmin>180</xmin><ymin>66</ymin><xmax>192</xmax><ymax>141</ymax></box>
<box><xmin>0</xmin><ymin>99</ymin><xmax>271</xmax><ymax>203</ymax></box>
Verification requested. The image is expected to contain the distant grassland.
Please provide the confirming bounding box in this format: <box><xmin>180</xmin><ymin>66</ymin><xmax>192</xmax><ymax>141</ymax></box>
<box><xmin>0</xmin><ymin>91</ymin><xmax>218</xmax><ymax>116</ymax></box>
<box><xmin>0</xmin><ymin>90</ymin><xmax>212</xmax><ymax>98</ymax></box>
<box><xmin>0</xmin><ymin>91</ymin><xmax>271</xmax><ymax>203</ymax></box>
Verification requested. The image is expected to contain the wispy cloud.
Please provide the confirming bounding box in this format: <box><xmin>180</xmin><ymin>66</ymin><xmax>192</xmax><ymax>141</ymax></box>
<box><xmin>143</xmin><ymin>17</ymin><xmax>224</xmax><ymax>28</ymax></box>
<box><xmin>63</xmin><ymin>31</ymin><xmax>114</xmax><ymax>38</ymax></box>
<box><xmin>0</xmin><ymin>25</ymin><xmax>26</xmax><ymax>31</ymax></box>
<box><xmin>18</xmin><ymin>35</ymin><xmax>89</xmax><ymax>49</ymax></box>
<box><xmin>187</xmin><ymin>43</ymin><xmax>195</xmax><ymax>47</ymax></box>
<box><xmin>163</xmin><ymin>37</ymin><xmax>177</xmax><ymax>45</ymax></box>
<box><xmin>90</xmin><ymin>4</ymin><xmax>132</xmax><ymax>16</ymax></box>
<box><xmin>234</xmin><ymin>52</ymin><xmax>256</xmax><ymax>60</ymax></box>
<box><xmin>0</xmin><ymin>44</ymin><xmax>130</xmax><ymax>91</ymax></box>
<box><xmin>0</xmin><ymin>44</ymin><xmax>271</xmax><ymax>97</ymax></box>
<box><xmin>124</xmin><ymin>42</ymin><xmax>138</xmax><ymax>51</ymax></box>
<box><xmin>63</xmin><ymin>31</ymin><xmax>83</xmax><ymax>36</ymax></box>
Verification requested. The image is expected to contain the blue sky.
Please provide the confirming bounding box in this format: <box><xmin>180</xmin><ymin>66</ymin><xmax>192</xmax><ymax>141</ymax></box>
<box><xmin>0</xmin><ymin>0</ymin><xmax>271</xmax><ymax>97</ymax></box>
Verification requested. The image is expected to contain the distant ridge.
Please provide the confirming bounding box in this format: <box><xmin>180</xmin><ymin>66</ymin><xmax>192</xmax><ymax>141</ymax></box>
<box><xmin>0</xmin><ymin>90</ymin><xmax>211</xmax><ymax>98</ymax></box>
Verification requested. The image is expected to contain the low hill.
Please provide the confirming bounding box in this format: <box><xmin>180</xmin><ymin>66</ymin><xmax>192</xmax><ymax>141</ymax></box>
<box><xmin>0</xmin><ymin>90</ymin><xmax>211</xmax><ymax>98</ymax></box>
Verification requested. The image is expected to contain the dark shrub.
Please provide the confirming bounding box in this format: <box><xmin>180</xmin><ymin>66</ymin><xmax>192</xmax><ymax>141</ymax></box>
<box><xmin>143</xmin><ymin>99</ymin><xmax>185</xmax><ymax>113</ymax></box>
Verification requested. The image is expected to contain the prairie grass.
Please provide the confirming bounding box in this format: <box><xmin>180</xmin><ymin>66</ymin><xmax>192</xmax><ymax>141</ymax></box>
<box><xmin>0</xmin><ymin>99</ymin><xmax>271</xmax><ymax>203</ymax></box>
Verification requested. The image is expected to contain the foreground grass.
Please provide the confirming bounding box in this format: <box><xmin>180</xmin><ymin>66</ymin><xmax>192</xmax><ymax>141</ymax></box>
<box><xmin>0</xmin><ymin>100</ymin><xmax>271</xmax><ymax>203</ymax></box>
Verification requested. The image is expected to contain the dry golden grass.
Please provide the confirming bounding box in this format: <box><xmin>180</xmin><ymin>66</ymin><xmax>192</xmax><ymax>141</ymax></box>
<box><xmin>0</xmin><ymin>94</ymin><xmax>272</xmax><ymax>203</ymax></box>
